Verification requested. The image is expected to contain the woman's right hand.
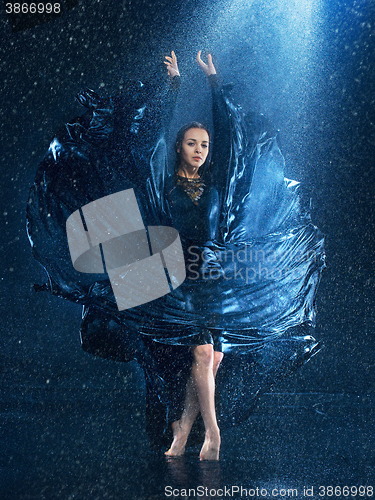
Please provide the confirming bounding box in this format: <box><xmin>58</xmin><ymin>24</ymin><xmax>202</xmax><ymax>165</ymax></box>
<box><xmin>196</xmin><ymin>51</ymin><xmax>217</xmax><ymax>76</ymax></box>
<box><xmin>164</xmin><ymin>51</ymin><xmax>180</xmax><ymax>78</ymax></box>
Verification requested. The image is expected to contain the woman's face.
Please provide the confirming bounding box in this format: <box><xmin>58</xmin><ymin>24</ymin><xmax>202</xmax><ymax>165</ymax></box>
<box><xmin>178</xmin><ymin>128</ymin><xmax>209</xmax><ymax>171</ymax></box>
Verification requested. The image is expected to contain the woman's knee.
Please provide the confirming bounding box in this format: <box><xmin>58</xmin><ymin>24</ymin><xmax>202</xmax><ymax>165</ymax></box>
<box><xmin>193</xmin><ymin>344</ymin><xmax>214</xmax><ymax>367</ymax></box>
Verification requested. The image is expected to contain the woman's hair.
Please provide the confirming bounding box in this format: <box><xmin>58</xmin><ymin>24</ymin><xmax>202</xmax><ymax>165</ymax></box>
<box><xmin>174</xmin><ymin>121</ymin><xmax>211</xmax><ymax>179</ymax></box>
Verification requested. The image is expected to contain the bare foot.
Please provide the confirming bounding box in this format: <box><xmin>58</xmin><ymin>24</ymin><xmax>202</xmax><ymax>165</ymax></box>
<box><xmin>165</xmin><ymin>421</ymin><xmax>190</xmax><ymax>457</ymax></box>
<box><xmin>199</xmin><ymin>431</ymin><xmax>221</xmax><ymax>461</ymax></box>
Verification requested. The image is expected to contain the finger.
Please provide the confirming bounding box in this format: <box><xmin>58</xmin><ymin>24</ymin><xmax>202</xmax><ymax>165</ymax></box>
<box><xmin>165</xmin><ymin>56</ymin><xmax>173</xmax><ymax>62</ymax></box>
<box><xmin>197</xmin><ymin>54</ymin><xmax>206</xmax><ymax>69</ymax></box>
<box><xmin>196</xmin><ymin>50</ymin><xmax>202</xmax><ymax>62</ymax></box>
<box><xmin>164</xmin><ymin>61</ymin><xmax>171</xmax><ymax>66</ymax></box>
<box><xmin>207</xmin><ymin>54</ymin><xmax>212</xmax><ymax>63</ymax></box>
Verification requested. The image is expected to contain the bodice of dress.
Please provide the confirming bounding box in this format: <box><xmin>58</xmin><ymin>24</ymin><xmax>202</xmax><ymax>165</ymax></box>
<box><xmin>167</xmin><ymin>175</ymin><xmax>219</xmax><ymax>245</ymax></box>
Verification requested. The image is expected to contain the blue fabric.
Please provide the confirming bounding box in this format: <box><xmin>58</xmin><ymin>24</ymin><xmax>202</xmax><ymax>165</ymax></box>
<box><xmin>26</xmin><ymin>75</ymin><xmax>325</xmax><ymax>446</ymax></box>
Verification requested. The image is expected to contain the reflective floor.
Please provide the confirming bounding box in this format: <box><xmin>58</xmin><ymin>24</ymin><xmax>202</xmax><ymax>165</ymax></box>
<box><xmin>2</xmin><ymin>361</ymin><xmax>374</xmax><ymax>500</ymax></box>
<box><xmin>1</xmin><ymin>277</ymin><xmax>373</xmax><ymax>499</ymax></box>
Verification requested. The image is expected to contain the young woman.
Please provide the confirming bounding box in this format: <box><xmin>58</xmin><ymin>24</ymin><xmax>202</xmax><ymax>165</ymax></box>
<box><xmin>27</xmin><ymin>50</ymin><xmax>325</xmax><ymax>461</ymax></box>
<box><xmin>161</xmin><ymin>51</ymin><xmax>223</xmax><ymax>460</ymax></box>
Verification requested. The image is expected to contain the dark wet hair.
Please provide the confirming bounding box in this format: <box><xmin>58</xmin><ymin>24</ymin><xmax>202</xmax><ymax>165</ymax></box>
<box><xmin>174</xmin><ymin>121</ymin><xmax>211</xmax><ymax>180</ymax></box>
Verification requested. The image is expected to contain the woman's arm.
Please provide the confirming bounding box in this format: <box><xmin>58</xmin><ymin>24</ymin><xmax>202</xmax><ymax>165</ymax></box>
<box><xmin>196</xmin><ymin>52</ymin><xmax>231</xmax><ymax>188</ymax></box>
<box><xmin>129</xmin><ymin>52</ymin><xmax>181</xmax><ymax>157</ymax></box>
<box><xmin>144</xmin><ymin>52</ymin><xmax>182</xmax><ymax>221</ymax></box>
<box><xmin>161</xmin><ymin>51</ymin><xmax>181</xmax><ymax>116</ymax></box>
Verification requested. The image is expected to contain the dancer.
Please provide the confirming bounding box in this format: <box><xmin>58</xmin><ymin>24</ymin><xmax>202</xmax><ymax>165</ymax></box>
<box><xmin>26</xmin><ymin>49</ymin><xmax>325</xmax><ymax>461</ymax></box>
<box><xmin>162</xmin><ymin>51</ymin><xmax>222</xmax><ymax>460</ymax></box>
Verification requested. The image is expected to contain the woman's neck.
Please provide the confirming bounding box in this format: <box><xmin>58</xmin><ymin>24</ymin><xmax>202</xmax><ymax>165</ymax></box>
<box><xmin>177</xmin><ymin>165</ymin><xmax>200</xmax><ymax>179</ymax></box>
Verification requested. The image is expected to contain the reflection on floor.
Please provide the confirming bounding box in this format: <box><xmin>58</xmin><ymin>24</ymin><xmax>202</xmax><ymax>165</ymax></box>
<box><xmin>2</xmin><ymin>360</ymin><xmax>374</xmax><ymax>500</ymax></box>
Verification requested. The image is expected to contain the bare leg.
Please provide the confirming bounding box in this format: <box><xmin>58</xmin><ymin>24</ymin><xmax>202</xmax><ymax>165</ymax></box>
<box><xmin>165</xmin><ymin>374</ymin><xmax>199</xmax><ymax>457</ymax></box>
<box><xmin>165</xmin><ymin>346</ymin><xmax>224</xmax><ymax>459</ymax></box>
<box><xmin>193</xmin><ymin>345</ymin><xmax>221</xmax><ymax>460</ymax></box>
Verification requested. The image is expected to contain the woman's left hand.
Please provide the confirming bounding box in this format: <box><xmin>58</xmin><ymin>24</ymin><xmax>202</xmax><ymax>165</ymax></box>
<box><xmin>164</xmin><ymin>51</ymin><xmax>180</xmax><ymax>78</ymax></box>
<box><xmin>196</xmin><ymin>51</ymin><xmax>217</xmax><ymax>76</ymax></box>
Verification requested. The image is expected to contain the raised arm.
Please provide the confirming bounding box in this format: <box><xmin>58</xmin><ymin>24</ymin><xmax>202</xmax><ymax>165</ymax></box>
<box><xmin>143</xmin><ymin>52</ymin><xmax>182</xmax><ymax>223</ymax></box>
<box><xmin>196</xmin><ymin>51</ymin><xmax>231</xmax><ymax>189</ymax></box>
<box><xmin>123</xmin><ymin>51</ymin><xmax>181</xmax><ymax>171</ymax></box>
<box><xmin>160</xmin><ymin>50</ymin><xmax>181</xmax><ymax>118</ymax></box>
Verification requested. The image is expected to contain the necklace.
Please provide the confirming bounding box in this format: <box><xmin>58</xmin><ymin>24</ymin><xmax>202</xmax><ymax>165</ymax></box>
<box><xmin>177</xmin><ymin>175</ymin><xmax>205</xmax><ymax>204</ymax></box>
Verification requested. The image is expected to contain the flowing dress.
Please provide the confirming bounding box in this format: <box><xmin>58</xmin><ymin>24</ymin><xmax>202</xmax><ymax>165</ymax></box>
<box><xmin>26</xmin><ymin>74</ymin><xmax>325</xmax><ymax>448</ymax></box>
